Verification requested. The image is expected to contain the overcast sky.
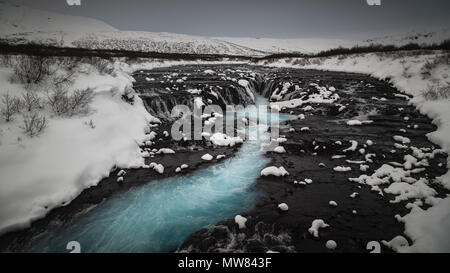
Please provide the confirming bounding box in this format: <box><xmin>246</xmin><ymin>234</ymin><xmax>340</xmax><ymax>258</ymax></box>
<box><xmin>11</xmin><ymin>0</ymin><xmax>450</xmax><ymax>39</ymax></box>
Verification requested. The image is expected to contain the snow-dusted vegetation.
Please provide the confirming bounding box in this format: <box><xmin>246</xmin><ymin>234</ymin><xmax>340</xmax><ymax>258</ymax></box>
<box><xmin>0</xmin><ymin>55</ymin><xmax>160</xmax><ymax>234</ymax></box>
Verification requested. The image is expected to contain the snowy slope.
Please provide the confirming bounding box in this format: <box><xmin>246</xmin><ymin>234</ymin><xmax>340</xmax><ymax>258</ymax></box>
<box><xmin>0</xmin><ymin>59</ymin><xmax>161</xmax><ymax>234</ymax></box>
<box><xmin>72</xmin><ymin>31</ymin><xmax>267</xmax><ymax>56</ymax></box>
<box><xmin>218</xmin><ymin>29</ymin><xmax>450</xmax><ymax>55</ymax></box>
<box><xmin>1</xmin><ymin>2</ymin><xmax>449</xmax><ymax>57</ymax></box>
<box><xmin>216</xmin><ymin>37</ymin><xmax>358</xmax><ymax>55</ymax></box>
<box><xmin>0</xmin><ymin>1</ymin><xmax>116</xmax><ymax>35</ymax></box>
<box><xmin>0</xmin><ymin>2</ymin><xmax>265</xmax><ymax>56</ymax></box>
<box><xmin>361</xmin><ymin>29</ymin><xmax>450</xmax><ymax>47</ymax></box>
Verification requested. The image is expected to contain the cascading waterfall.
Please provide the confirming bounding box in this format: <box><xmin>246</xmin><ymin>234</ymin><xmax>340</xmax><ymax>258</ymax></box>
<box><xmin>25</xmin><ymin>69</ymin><xmax>295</xmax><ymax>253</ymax></box>
<box><xmin>26</xmin><ymin>98</ymin><xmax>295</xmax><ymax>253</ymax></box>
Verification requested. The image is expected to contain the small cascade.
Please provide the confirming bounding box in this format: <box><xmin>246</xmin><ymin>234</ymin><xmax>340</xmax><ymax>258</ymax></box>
<box><xmin>132</xmin><ymin>66</ymin><xmax>296</xmax><ymax>120</ymax></box>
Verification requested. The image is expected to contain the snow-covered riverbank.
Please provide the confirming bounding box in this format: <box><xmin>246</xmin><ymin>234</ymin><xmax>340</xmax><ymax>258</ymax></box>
<box><xmin>1</xmin><ymin>51</ymin><xmax>449</xmax><ymax>253</ymax></box>
<box><xmin>257</xmin><ymin>51</ymin><xmax>450</xmax><ymax>252</ymax></box>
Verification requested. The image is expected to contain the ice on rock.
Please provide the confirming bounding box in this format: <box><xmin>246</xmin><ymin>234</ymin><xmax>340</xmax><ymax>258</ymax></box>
<box><xmin>308</xmin><ymin>219</ymin><xmax>330</xmax><ymax>238</ymax></box>
<box><xmin>278</xmin><ymin>203</ymin><xmax>289</xmax><ymax>211</ymax></box>
<box><xmin>394</xmin><ymin>143</ymin><xmax>408</xmax><ymax>149</ymax></box>
<box><xmin>365</xmin><ymin>153</ymin><xmax>376</xmax><ymax>163</ymax></box>
<box><xmin>175</xmin><ymin>167</ymin><xmax>181</xmax><ymax>173</ymax></box>
<box><xmin>350</xmin><ymin>192</ymin><xmax>359</xmax><ymax>198</ymax></box>
<box><xmin>201</xmin><ymin>154</ymin><xmax>214</xmax><ymax>161</ymax></box>
<box><xmin>343</xmin><ymin>140</ymin><xmax>358</xmax><ymax>152</ymax></box>
<box><xmin>366</xmin><ymin>241</ymin><xmax>381</xmax><ymax>253</ymax></box>
<box><xmin>329</xmin><ymin>201</ymin><xmax>338</xmax><ymax>207</ymax></box>
<box><xmin>273</xmin><ymin>146</ymin><xmax>286</xmax><ymax>153</ymax></box>
<box><xmin>326</xmin><ymin>240</ymin><xmax>337</xmax><ymax>250</ymax></box>
<box><xmin>234</xmin><ymin>215</ymin><xmax>247</xmax><ymax>229</ymax></box>
<box><xmin>347</xmin><ymin>120</ymin><xmax>362</xmax><ymax>126</ymax></box>
<box><xmin>149</xmin><ymin>162</ymin><xmax>165</xmax><ymax>174</ymax></box>
<box><xmin>382</xmin><ymin>236</ymin><xmax>409</xmax><ymax>252</ymax></box>
<box><xmin>261</xmin><ymin>166</ymin><xmax>289</xmax><ymax>177</ymax></box>
<box><xmin>393</xmin><ymin>135</ymin><xmax>411</xmax><ymax>144</ymax></box>
<box><xmin>333</xmin><ymin>166</ymin><xmax>352</xmax><ymax>172</ymax></box>
<box><xmin>117</xmin><ymin>170</ymin><xmax>126</xmax><ymax>177</ymax></box>
<box><xmin>156</xmin><ymin>148</ymin><xmax>175</xmax><ymax>154</ymax></box>
<box><xmin>347</xmin><ymin>120</ymin><xmax>373</xmax><ymax>126</ymax></box>
<box><xmin>210</xmin><ymin>133</ymin><xmax>243</xmax><ymax>147</ymax></box>
<box><xmin>203</xmin><ymin>69</ymin><xmax>216</xmax><ymax>75</ymax></box>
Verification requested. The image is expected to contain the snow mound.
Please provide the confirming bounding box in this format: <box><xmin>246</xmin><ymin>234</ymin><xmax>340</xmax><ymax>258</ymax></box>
<box><xmin>308</xmin><ymin>219</ymin><xmax>329</xmax><ymax>238</ymax></box>
<box><xmin>210</xmin><ymin>133</ymin><xmax>243</xmax><ymax>147</ymax></box>
<box><xmin>278</xmin><ymin>203</ymin><xmax>289</xmax><ymax>211</ymax></box>
<box><xmin>234</xmin><ymin>215</ymin><xmax>247</xmax><ymax>229</ymax></box>
<box><xmin>326</xmin><ymin>240</ymin><xmax>337</xmax><ymax>250</ymax></box>
<box><xmin>0</xmin><ymin>2</ymin><xmax>266</xmax><ymax>57</ymax></box>
<box><xmin>201</xmin><ymin>154</ymin><xmax>214</xmax><ymax>161</ymax></box>
<box><xmin>261</xmin><ymin>166</ymin><xmax>289</xmax><ymax>177</ymax></box>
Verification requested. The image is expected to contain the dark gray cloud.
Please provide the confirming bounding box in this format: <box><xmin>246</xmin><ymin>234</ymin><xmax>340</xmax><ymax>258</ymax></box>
<box><xmin>11</xmin><ymin>0</ymin><xmax>450</xmax><ymax>39</ymax></box>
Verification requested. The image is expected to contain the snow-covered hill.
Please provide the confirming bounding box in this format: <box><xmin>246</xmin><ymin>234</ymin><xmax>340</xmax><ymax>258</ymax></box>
<box><xmin>0</xmin><ymin>2</ymin><xmax>265</xmax><ymax>56</ymax></box>
<box><xmin>215</xmin><ymin>37</ymin><xmax>358</xmax><ymax>55</ymax></box>
<box><xmin>0</xmin><ymin>1</ymin><xmax>449</xmax><ymax>56</ymax></box>
<box><xmin>361</xmin><ymin>29</ymin><xmax>450</xmax><ymax>47</ymax></box>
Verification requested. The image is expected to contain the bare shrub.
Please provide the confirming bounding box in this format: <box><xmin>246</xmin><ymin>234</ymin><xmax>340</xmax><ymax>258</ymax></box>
<box><xmin>12</xmin><ymin>55</ymin><xmax>55</xmax><ymax>85</ymax></box>
<box><xmin>21</xmin><ymin>91</ymin><xmax>41</xmax><ymax>112</ymax></box>
<box><xmin>422</xmin><ymin>84</ymin><xmax>450</xmax><ymax>100</ymax></box>
<box><xmin>421</xmin><ymin>54</ymin><xmax>450</xmax><ymax>77</ymax></box>
<box><xmin>51</xmin><ymin>71</ymin><xmax>75</xmax><ymax>89</ymax></box>
<box><xmin>292</xmin><ymin>58</ymin><xmax>311</xmax><ymax>66</ymax></box>
<box><xmin>21</xmin><ymin>112</ymin><xmax>47</xmax><ymax>137</ymax></box>
<box><xmin>69</xmin><ymin>88</ymin><xmax>94</xmax><ymax>115</ymax></box>
<box><xmin>421</xmin><ymin>61</ymin><xmax>434</xmax><ymax>77</ymax></box>
<box><xmin>0</xmin><ymin>54</ymin><xmax>12</xmax><ymax>67</ymax></box>
<box><xmin>1</xmin><ymin>93</ymin><xmax>22</xmax><ymax>122</ymax></box>
<box><xmin>46</xmin><ymin>87</ymin><xmax>70</xmax><ymax>116</ymax></box>
<box><xmin>47</xmin><ymin>87</ymin><xmax>94</xmax><ymax>116</ymax></box>
<box><xmin>83</xmin><ymin>57</ymin><xmax>114</xmax><ymax>74</ymax></box>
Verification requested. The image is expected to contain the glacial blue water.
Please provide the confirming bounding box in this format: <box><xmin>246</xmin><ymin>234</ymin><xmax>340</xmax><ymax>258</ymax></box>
<box><xmin>28</xmin><ymin>98</ymin><xmax>295</xmax><ymax>253</ymax></box>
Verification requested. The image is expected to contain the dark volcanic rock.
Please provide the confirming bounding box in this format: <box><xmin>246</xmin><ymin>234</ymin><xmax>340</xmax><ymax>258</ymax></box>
<box><xmin>177</xmin><ymin>66</ymin><xmax>448</xmax><ymax>253</ymax></box>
